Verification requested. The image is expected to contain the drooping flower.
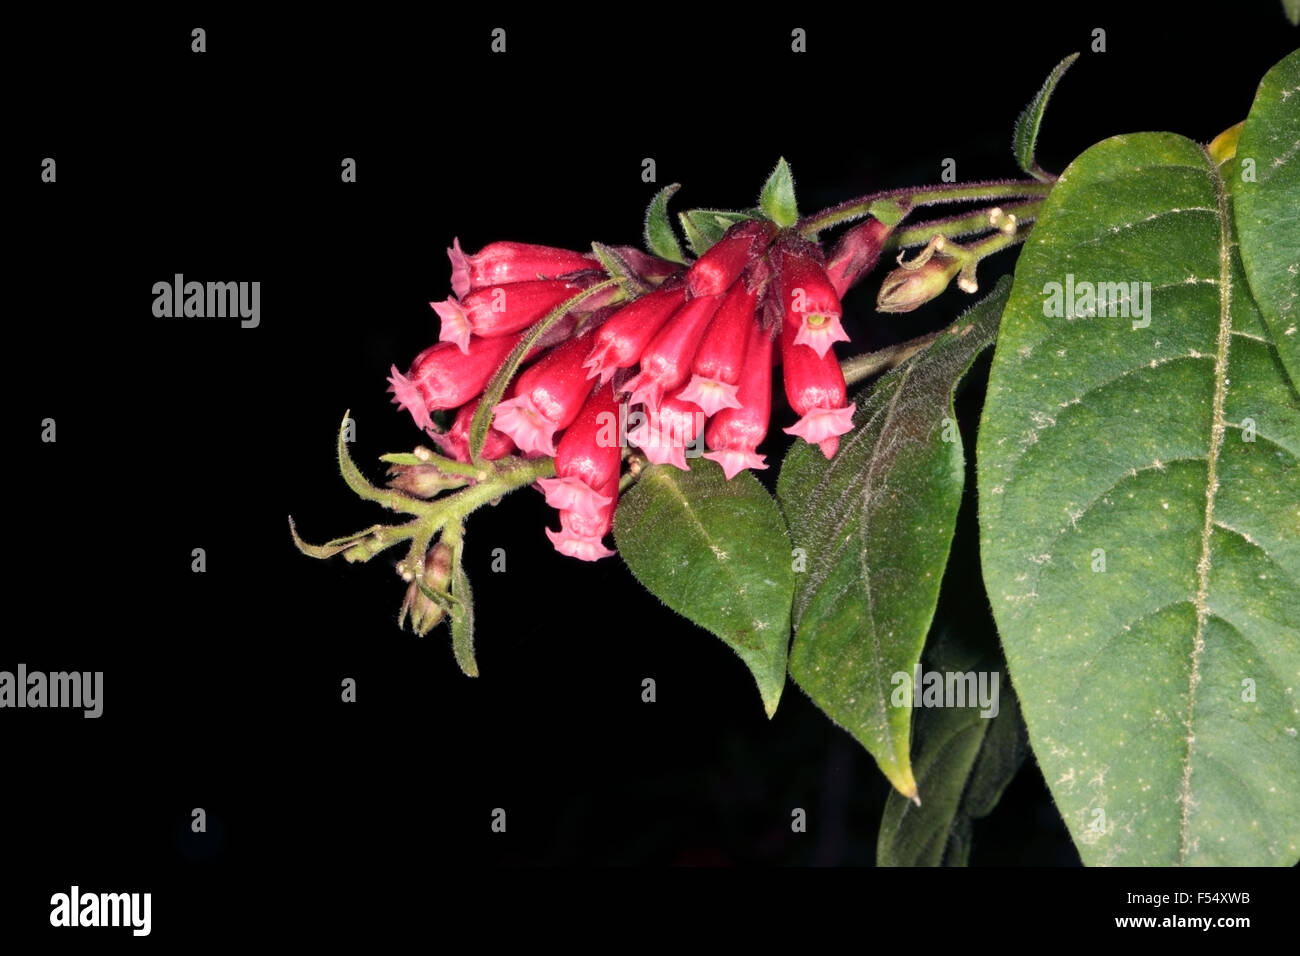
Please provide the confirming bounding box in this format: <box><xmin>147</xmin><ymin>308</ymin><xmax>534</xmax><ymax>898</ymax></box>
<box><xmin>536</xmin><ymin>384</ymin><xmax>622</xmax><ymax>516</ymax></box>
<box><xmin>703</xmin><ymin>321</ymin><xmax>775</xmax><ymax>479</ymax></box>
<box><xmin>388</xmin><ymin>331</ymin><xmax>525</xmax><ymax>431</ymax></box>
<box><xmin>628</xmin><ymin>396</ymin><xmax>706</xmax><ymax>471</ymax></box>
<box><xmin>779</xmin><ymin>252</ymin><xmax>849</xmax><ymax>360</ymax></box>
<box><xmin>685</xmin><ymin>221</ymin><xmax>775</xmax><ymax>296</ymax></box>
<box><xmin>780</xmin><ymin>311</ymin><xmax>856</xmax><ymax>459</ymax></box>
<box><xmin>429</xmin><ymin>396</ymin><xmax>517</xmax><ymax>462</ymax></box>
<box><xmin>545</xmin><ymin>474</ymin><xmax>619</xmax><ymax>561</ymax></box>
<box><xmin>675</xmin><ymin>281</ymin><xmax>757</xmax><ymax>415</ymax></box>
<box><xmin>582</xmin><ymin>285</ymin><xmax>687</xmax><ymax>386</ymax></box>
<box><xmin>490</xmin><ymin>334</ymin><xmax>596</xmax><ymax>457</ymax></box>
<box><xmin>623</xmin><ymin>294</ymin><xmax>724</xmax><ymax>409</ymax></box>
<box><xmin>447</xmin><ymin>238</ymin><xmax>599</xmax><ymax>299</ymax></box>
<box><xmin>432</xmin><ymin>279</ymin><xmax>586</xmax><ymax>353</ymax></box>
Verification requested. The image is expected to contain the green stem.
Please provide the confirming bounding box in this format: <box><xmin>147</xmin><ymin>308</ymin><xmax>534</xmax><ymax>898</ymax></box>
<box><xmin>435</xmin><ymin>455</ymin><xmax>556</xmax><ymax>530</ymax></box>
<box><xmin>840</xmin><ymin>333</ymin><xmax>943</xmax><ymax>386</ymax></box>
<box><xmin>799</xmin><ymin>180</ymin><xmax>1051</xmax><ymax>235</ymax></box>
<box><xmin>888</xmin><ymin>199</ymin><xmax>1045</xmax><ymax>250</ymax></box>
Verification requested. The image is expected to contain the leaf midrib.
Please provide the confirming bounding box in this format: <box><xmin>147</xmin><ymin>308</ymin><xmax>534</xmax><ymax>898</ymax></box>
<box><xmin>647</xmin><ymin>468</ymin><xmax>777</xmax><ymax>636</ymax></box>
<box><xmin>1178</xmin><ymin>147</ymin><xmax>1235</xmax><ymax>864</ymax></box>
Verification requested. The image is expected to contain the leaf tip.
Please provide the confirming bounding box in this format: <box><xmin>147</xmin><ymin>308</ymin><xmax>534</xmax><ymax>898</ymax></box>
<box><xmin>763</xmin><ymin>693</ymin><xmax>781</xmax><ymax>720</ymax></box>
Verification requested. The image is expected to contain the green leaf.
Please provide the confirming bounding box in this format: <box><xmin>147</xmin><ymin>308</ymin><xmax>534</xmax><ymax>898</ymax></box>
<box><xmin>468</xmin><ymin>280</ymin><xmax>619</xmax><ymax>460</ymax></box>
<box><xmin>378</xmin><ymin>452</ymin><xmax>427</xmax><ymax>466</ymax></box>
<box><xmin>1283</xmin><ymin>0</ymin><xmax>1300</xmax><ymax>25</ymax></box>
<box><xmin>759</xmin><ymin>157</ymin><xmax>799</xmax><ymax>227</ymax></box>
<box><xmin>1232</xmin><ymin>49</ymin><xmax>1300</xmax><ymax>389</ymax></box>
<box><xmin>335</xmin><ymin>412</ymin><xmax>435</xmax><ymax>515</ymax></box>
<box><xmin>643</xmin><ymin>184</ymin><xmax>686</xmax><ymax>265</ymax></box>
<box><xmin>978</xmin><ymin>131</ymin><xmax>1300</xmax><ymax>865</ymax></box>
<box><xmin>449</xmin><ymin>538</ymin><xmax>478</xmax><ymax>677</ymax></box>
<box><xmin>1012</xmin><ymin>52</ymin><xmax>1080</xmax><ymax>181</ymax></box>
<box><xmin>614</xmin><ymin>462</ymin><xmax>795</xmax><ymax>717</ymax></box>
<box><xmin>678</xmin><ymin>209</ymin><xmax>758</xmax><ymax>257</ymax></box>
<box><xmin>776</xmin><ymin>277</ymin><xmax>1011</xmax><ymax>799</ymax></box>
<box><xmin>877</xmin><ymin>629</ymin><xmax>1028</xmax><ymax>866</ymax></box>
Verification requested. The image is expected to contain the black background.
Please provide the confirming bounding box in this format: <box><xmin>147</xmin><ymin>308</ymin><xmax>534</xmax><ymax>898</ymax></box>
<box><xmin>8</xmin><ymin>3</ymin><xmax>1296</xmax><ymax>943</ymax></box>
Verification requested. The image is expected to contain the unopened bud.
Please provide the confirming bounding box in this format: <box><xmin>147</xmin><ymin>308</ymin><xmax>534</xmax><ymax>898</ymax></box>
<box><xmin>399</xmin><ymin>542</ymin><xmax>454</xmax><ymax>636</ymax></box>
<box><xmin>876</xmin><ymin>253</ymin><xmax>963</xmax><ymax>313</ymax></box>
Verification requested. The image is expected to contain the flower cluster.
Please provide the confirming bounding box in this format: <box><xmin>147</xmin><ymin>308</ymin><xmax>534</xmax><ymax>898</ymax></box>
<box><xmin>388</xmin><ymin>218</ymin><xmax>890</xmax><ymax>560</ymax></box>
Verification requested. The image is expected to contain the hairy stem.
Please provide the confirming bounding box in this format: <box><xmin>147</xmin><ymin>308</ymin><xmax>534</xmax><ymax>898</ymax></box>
<box><xmin>799</xmin><ymin>179</ymin><xmax>1051</xmax><ymax>235</ymax></box>
<box><xmin>840</xmin><ymin>333</ymin><xmax>943</xmax><ymax>386</ymax></box>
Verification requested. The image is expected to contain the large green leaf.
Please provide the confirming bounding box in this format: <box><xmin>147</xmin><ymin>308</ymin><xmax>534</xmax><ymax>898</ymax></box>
<box><xmin>777</xmin><ymin>278</ymin><xmax>1011</xmax><ymax>799</ymax></box>
<box><xmin>978</xmin><ymin>132</ymin><xmax>1300</xmax><ymax>865</ymax></box>
<box><xmin>614</xmin><ymin>462</ymin><xmax>795</xmax><ymax>717</ymax></box>
<box><xmin>1232</xmin><ymin>49</ymin><xmax>1300</xmax><ymax>389</ymax></box>
<box><xmin>877</xmin><ymin>628</ymin><xmax>1028</xmax><ymax>867</ymax></box>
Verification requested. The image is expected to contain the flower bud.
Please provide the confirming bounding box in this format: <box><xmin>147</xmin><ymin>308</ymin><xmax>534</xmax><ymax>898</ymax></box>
<box><xmin>388</xmin><ymin>331</ymin><xmax>525</xmax><ymax>432</ymax></box>
<box><xmin>536</xmin><ymin>385</ymin><xmax>622</xmax><ymax>516</ymax></box>
<box><xmin>824</xmin><ymin>217</ymin><xmax>893</xmax><ymax>297</ymax></box>
<box><xmin>433</xmin><ymin>279</ymin><xmax>584</xmax><ymax>353</ymax></box>
<box><xmin>703</xmin><ymin>321</ymin><xmax>775</xmax><ymax>479</ymax></box>
<box><xmin>780</xmin><ymin>313</ymin><xmax>855</xmax><ymax>459</ymax></box>
<box><xmin>398</xmin><ymin>542</ymin><xmax>454</xmax><ymax>636</ymax></box>
<box><xmin>387</xmin><ymin>463</ymin><xmax>468</xmax><ymax>498</ymax></box>
<box><xmin>779</xmin><ymin>252</ymin><xmax>848</xmax><ymax>360</ymax></box>
<box><xmin>676</xmin><ymin>281</ymin><xmax>757</xmax><ymax>416</ymax></box>
<box><xmin>582</xmin><ymin>286</ymin><xmax>688</xmax><ymax>386</ymax></box>
<box><xmin>623</xmin><ymin>294</ymin><xmax>724</xmax><ymax>409</ymax></box>
<box><xmin>491</xmin><ymin>334</ymin><xmax>596</xmax><ymax>457</ymax></box>
<box><xmin>876</xmin><ymin>252</ymin><xmax>962</xmax><ymax>313</ymax></box>
<box><xmin>447</xmin><ymin>238</ymin><xmax>597</xmax><ymax>299</ymax></box>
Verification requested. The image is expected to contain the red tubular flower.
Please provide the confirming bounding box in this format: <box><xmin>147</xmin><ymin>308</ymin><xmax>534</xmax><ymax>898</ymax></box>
<box><xmin>780</xmin><ymin>252</ymin><xmax>848</xmax><ymax>360</ymax></box>
<box><xmin>623</xmin><ymin>294</ymin><xmax>724</xmax><ymax>409</ymax></box>
<box><xmin>447</xmin><ymin>238</ymin><xmax>598</xmax><ymax>299</ymax></box>
<box><xmin>703</xmin><ymin>321</ymin><xmax>775</xmax><ymax>479</ymax></box>
<box><xmin>432</xmin><ymin>279</ymin><xmax>584</xmax><ymax>354</ymax></box>
<box><xmin>582</xmin><ymin>286</ymin><xmax>687</xmax><ymax>386</ymax></box>
<box><xmin>675</xmin><ymin>281</ymin><xmax>757</xmax><ymax>416</ymax></box>
<box><xmin>536</xmin><ymin>384</ymin><xmax>622</xmax><ymax>516</ymax></box>
<box><xmin>429</xmin><ymin>397</ymin><xmax>517</xmax><ymax>462</ymax></box>
<box><xmin>388</xmin><ymin>331</ymin><xmax>525</xmax><ymax>431</ymax></box>
<box><xmin>780</xmin><ymin>314</ymin><xmax>856</xmax><ymax>459</ymax></box>
<box><xmin>546</xmin><ymin>474</ymin><xmax>618</xmax><ymax>561</ymax></box>
<box><xmin>685</xmin><ymin>221</ymin><xmax>774</xmax><ymax>296</ymax></box>
<box><xmin>823</xmin><ymin>217</ymin><xmax>893</xmax><ymax>298</ymax></box>
<box><xmin>491</xmin><ymin>334</ymin><xmax>595</xmax><ymax>457</ymax></box>
<box><xmin>628</xmin><ymin>396</ymin><xmax>705</xmax><ymax>471</ymax></box>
